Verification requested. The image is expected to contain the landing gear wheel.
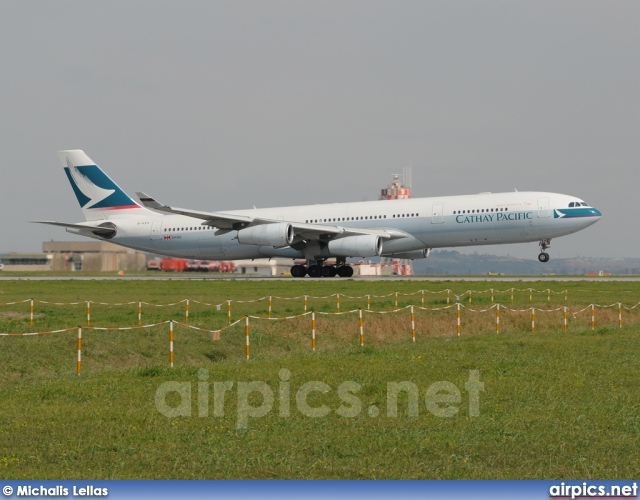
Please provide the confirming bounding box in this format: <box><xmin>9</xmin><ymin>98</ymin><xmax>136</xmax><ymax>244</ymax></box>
<box><xmin>290</xmin><ymin>265</ymin><xmax>307</xmax><ymax>278</ymax></box>
<box><xmin>538</xmin><ymin>252</ymin><xmax>550</xmax><ymax>263</ymax></box>
<box><xmin>337</xmin><ymin>265</ymin><xmax>353</xmax><ymax>277</ymax></box>
<box><xmin>307</xmin><ymin>265</ymin><xmax>321</xmax><ymax>278</ymax></box>
<box><xmin>322</xmin><ymin>266</ymin><xmax>337</xmax><ymax>278</ymax></box>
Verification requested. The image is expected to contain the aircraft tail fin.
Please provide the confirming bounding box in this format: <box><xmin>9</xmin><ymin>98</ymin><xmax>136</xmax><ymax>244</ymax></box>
<box><xmin>59</xmin><ymin>150</ymin><xmax>148</xmax><ymax>221</ymax></box>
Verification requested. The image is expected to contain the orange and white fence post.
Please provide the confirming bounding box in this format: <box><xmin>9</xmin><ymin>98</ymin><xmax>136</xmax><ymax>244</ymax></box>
<box><xmin>227</xmin><ymin>300</ymin><xmax>231</xmax><ymax>325</ymax></box>
<box><xmin>495</xmin><ymin>303</ymin><xmax>500</xmax><ymax>334</ymax></box>
<box><xmin>511</xmin><ymin>288</ymin><xmax>514</xmax><ymax>304</ymax></box>
<box><xmin>547</xmin><ymin>289</ymin><xmax>551</xmax><ymax>302</ymax></box>
<box><xmin>468</xmin><ymin>292</ymin><xmax>472</xmax><ymax>305</ymax></box>
<box><xmin>456</xmin><ymin>302</ymin><xmax>461</xmax><ymax>337</ymax></box>
<box><xmin>311</xmin><ymin>312</ymin><xmax>316</xmax><ymax>352</ymax></box>
<box><xmin>563</xmin><ymin>305</ymin><xmax>568</xmax><ymax>332</ymax></box>
<box><xmin>169</xmin><ymin>320</ymin><xmax>174</xmax><ymax>368</ymax></box>
<box><xmin>336</xmin><ymin>293</ymin><xmax>340</xmax><ymax>313</ymax></box>
<box><xmin>268</xmin><ymin>296</ymin><xmax>272</xmax><ymax>318</ymax></box>
<box><xmin>618</xmin><ymin>303</ymin><xmax>622</xmax><ymax>329</ymax></box>
<box><xmin>394</xmin><ymin>292</ymin><xmax>398</xmax><ymax>310</ymax></box>
<box><xmin>359</xmin><ymin>308</ymin><xmax>364</xmax><ymax>346</ymax></box>
<box><xmin>185</xmin><ymin>299</ymin><xmax>189</xmax><ymax>324</ymax></box>
<box><xmin>421</xmin><ymin>290</ymin><xmax>425</xmax><ymax>308</ymax></box>
<box><xmin>367</xmin><ymin>295</ymin><xmax>371</xmax><ymax>310</ymax></box>
<box><xmin>30</xmin><ymin>299</ymin><xmax>34</xmax><ymax>326</ymax></box>
<box><xmin>304</xmin><ymin>295</ymin><xmax>308</xmax><ymax>313</ymax></box>
<box><xmin>529</xmin><ymin>289</ymin><xmax>533</xmax><ymax>303</ymax></box>
<box><xmin>245</xmin><ymin>315</ymin><xmax>250</xmax><ymax>360</ymax></box>
<box><xmin>491</xmin><ymin>289</ymin><xmax>494</xmax><ymax>304</ymax></box>
<box><xmin>86</xmin><ymin>301</ymin><xmax>91</xmax><ymax>327</ymax></box>
<box><xmin>138</xmin><ymin>301</ymin><xmax>142</xmax><ymax>326</ymax></box>
<box><xmin>77</xmin><ymin>326</ymin><xmax>82</xmax><ymax>375</ymax></box>
<box><xmin>411</xmin><ymin>305</ymin><xmax>416</xmax><ymax>343</ymax></box>
<box><xmin>447</xmin><ymin>289</ymin><xmax>450</xmax><ymax>306</ymax></box>
<box><xmin>531</xmin><ymin>307</ymin><xmax>535</xmax><ymax>334</ymax></box>
<box><xmin>591</xmin><ymin>304</ymin><xmax>595</xmax><ymax>330</ymax></box>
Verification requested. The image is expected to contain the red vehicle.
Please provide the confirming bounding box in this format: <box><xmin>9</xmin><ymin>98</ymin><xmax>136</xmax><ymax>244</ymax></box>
<box><xmin>160</xmin><ymin>258</ymin><xmax>189</xmax><ymax>272</ymax></box>
<box><xmin>146</xmin><ymin>259</ymin><xmax>161</xmax><ymax>271</ymax></box>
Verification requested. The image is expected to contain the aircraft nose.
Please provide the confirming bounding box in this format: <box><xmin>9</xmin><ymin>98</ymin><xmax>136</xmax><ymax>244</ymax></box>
<box><xmin>591</xmin><ymin>207</ymin><xmax>602</xmax><ymax>217</ymax></box>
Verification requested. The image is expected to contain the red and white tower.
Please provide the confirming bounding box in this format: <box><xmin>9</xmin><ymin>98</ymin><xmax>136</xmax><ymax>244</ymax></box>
<box><xmin>379</xmin><ymin>166</ymin><xmax>414</xmax><ymax>275</ymax></box>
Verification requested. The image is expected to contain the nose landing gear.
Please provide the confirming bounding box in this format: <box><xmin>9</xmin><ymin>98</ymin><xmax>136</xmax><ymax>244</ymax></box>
<box><xmin>538</xmin><ymin>239</ymin><xmax>551</xmax><ymax>263</ymax></box>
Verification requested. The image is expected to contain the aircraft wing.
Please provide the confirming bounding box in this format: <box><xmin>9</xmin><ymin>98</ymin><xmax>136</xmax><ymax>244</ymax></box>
<box><xmin>137</xmin><ymin>192</ymin><xmax>252</xmax><ymax>229</ymax></box>
<box><xmin>136</xmin><ymin>192</ymin><xmax>407</xmax><ymax>241</ymax></box>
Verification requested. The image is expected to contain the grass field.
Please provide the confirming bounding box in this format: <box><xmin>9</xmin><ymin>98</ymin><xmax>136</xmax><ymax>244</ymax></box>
<box><xmin>0</xmin><ymin>279</ymin><xmax>638</xmax><ymax>479</ymax></box>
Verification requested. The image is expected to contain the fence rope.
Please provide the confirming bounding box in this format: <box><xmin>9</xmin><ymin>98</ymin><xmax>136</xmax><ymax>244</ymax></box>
<box><xmin>4</xmin><ymin>301</ymin><xmax>640</xmax><ymax>375</ymax></box>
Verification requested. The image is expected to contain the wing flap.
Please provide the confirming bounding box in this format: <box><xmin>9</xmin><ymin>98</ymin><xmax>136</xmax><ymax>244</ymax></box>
<box><xmin>289</xmin><ymin>222</ymin><xmax>405</xmax><ymax>241</ymax></box>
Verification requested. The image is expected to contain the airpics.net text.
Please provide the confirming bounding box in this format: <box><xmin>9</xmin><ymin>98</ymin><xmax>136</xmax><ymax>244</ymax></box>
<box><xmin>155</xmin><ymin>369</ymin><xmax>485</xmax><ymax>429</ymax></box>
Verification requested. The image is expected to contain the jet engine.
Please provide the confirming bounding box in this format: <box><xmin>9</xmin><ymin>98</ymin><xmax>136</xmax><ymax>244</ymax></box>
<box><xmin>382</xmin><ymin>249</ymin><xmax>430</xmax><ymax>259</ymax></box>
<box><xmin>327</xmin><ymin>235</ymin><xmax>382</xmax><ymax>257</ymax></box>
<box><xmin>237</xmin><ymin>222</ymin><xmax>294</xmax><ymax>247</ymax></box>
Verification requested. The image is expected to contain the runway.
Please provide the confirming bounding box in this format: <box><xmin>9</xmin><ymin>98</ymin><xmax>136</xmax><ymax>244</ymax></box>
<box><xmin>2</xmin><ymin>275</ymin><xmax>640</xmax><ymax>282</ymax></box>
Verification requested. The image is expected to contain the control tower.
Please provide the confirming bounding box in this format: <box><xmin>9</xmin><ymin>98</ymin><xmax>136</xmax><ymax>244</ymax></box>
<box><xmin>379</xmin><ymin>165</ymin><xmax>413</xmax><ymax>275</ymax></box>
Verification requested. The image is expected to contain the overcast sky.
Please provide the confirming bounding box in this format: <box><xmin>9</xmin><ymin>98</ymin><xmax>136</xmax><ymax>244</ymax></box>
<box><xmin>1</xmin><ymin>0</ymin><xmax>638</xmax><ymax>259</ymax></box>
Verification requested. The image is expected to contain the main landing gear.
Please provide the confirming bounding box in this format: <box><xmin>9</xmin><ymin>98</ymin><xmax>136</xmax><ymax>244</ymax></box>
<box><xmin>538</xmin><ymin>239</ymin><xmax>551</xmax><ymax>263</ymax></box>
<box><xmin>290</xmin><ymin>259</ymin><xmax>354</xmax><ymax>278</ymax></box>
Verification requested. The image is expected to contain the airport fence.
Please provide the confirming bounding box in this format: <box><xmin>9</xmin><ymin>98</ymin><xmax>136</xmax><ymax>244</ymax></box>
<box><xmin>1</xmin><ymin>298</ymin><xmax>638</xmax><ymax>374</ymax></box>
<box><xmin>0</xmin><ymin>287</ymin><xmax>589</xmax><ymax>326</ymax></box>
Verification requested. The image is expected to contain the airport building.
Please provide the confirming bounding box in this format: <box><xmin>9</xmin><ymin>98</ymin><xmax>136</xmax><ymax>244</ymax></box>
<box><xmin>0</xmin><ymin>252</ymin><xmax>52</xmax><ymax>272</ymax></box>
<box><xmin>1</xmin><ymin>242</ymin><xmax>146</xmax><ymax>272</ymax></box>
<box><xmin>42</xmin><ymin>241</ymin><xmax>147</xmax><ymax>272</ymax></box>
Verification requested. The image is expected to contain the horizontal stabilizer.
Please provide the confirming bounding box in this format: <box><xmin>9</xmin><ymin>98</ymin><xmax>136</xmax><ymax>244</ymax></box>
<box><xmin>30</xmin><ymin>221</ymin><xmax>116</xmax><ymax>238</ymax></box>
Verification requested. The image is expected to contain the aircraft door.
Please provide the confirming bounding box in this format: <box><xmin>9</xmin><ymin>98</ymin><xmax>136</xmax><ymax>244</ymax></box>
<box><xmin>537</xmin><ymin>197</ymin><xmax>550</xmax><ymax>218</ymax></box>
<box><xmin>431</xmin><ymin>203</ymin><xmax>444</xmax><ymax>224</ymax></box>
<box><xmin>151</xmin><ymin>221</ymin><xmax>163</xmax><ymax>240</ymax></box>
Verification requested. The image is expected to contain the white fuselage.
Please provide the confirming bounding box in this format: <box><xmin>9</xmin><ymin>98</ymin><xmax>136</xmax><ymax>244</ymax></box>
<box><xmin>71</xmin><ymin>191</ymin><xmax>601</xmax><ymax>260</ymax></box>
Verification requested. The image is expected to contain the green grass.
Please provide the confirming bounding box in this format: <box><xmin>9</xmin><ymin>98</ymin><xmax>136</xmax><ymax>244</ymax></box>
<box><xmin>0</xmin><ymin>279</ymin><xmax>638</xmax><ymax>479</ymax></box>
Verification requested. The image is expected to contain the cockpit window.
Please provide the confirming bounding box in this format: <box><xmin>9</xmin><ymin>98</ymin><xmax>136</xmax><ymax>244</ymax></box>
<box><xmin>581</xmin><ymin>202</ymin><xmax>588</xmax><ymax>207</ymax></box>
<box><xmin>569</xmin><ymin>202</ymin><xmax>575</xmax><ymax>207</ymax></box>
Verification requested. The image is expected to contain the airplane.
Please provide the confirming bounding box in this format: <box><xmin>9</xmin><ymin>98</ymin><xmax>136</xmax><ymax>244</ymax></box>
<box><xmin>33</xmin><ymin>150</ymin><xmax>602</xmax><ymax>278</ymax></box>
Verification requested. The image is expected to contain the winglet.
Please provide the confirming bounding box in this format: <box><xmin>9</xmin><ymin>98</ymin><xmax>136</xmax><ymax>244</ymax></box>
<box><xmin>136</xmin><ymin>192</ymin><xmax>164</xmax><ymax>209</ymax></box>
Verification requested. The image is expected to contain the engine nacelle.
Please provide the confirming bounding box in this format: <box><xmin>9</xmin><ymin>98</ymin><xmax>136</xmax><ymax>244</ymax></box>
<box><xmin>327</xmin><ymin>235</ymin><xmax>382</xmax><ymax>257</ymax></box>
<box><xmin>382</xmin><ymin>248</ymin><xmax>430</xmax><ymax>260</ymax></box>
<box><xmin>237</xmin><ymin>222</ymin><xmax>294</xmax><ymax>247</ymax></box>
<box><xmin>94</xmin><ymin>222</ymin><xmax>117</xmax><ymax>239</ymax></box>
